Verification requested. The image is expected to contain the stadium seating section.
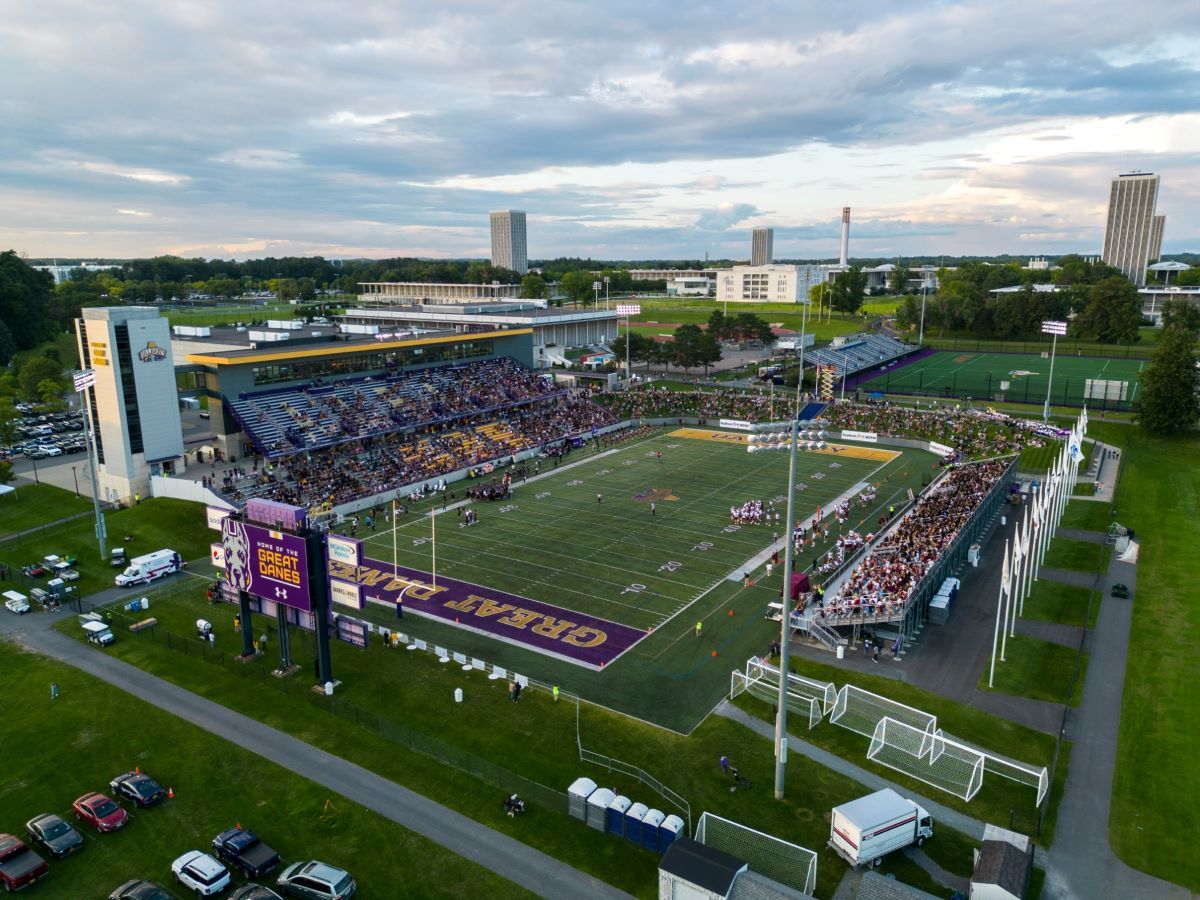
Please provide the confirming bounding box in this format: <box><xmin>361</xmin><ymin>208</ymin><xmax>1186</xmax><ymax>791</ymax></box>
<box><xmin>804</xmin><ymin>333</ymin><xmax>915</xmax><ymax>377</ymax></box>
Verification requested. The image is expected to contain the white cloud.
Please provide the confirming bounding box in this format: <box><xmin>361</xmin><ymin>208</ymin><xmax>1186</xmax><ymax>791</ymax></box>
<box><xmin>117</xmin><ymin>208</ymin><xmax>152</xmax><ymax>217</ymax></box>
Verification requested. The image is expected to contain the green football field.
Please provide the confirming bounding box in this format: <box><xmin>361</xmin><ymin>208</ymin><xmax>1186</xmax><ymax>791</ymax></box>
<box><xmin>341</xmin><ymin>428</ymin><xmax>936</xmax><ymax>730</ymax></box>
<box><xmin>858</xmin><ymin>350</ymin><xmax>1146</xmax><ymax>408</ymax></box>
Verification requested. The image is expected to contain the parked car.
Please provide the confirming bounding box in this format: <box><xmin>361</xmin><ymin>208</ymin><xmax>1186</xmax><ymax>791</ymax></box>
<box><xmin>73</xmin><ymin>792</ymin><xmax>130</xmax><ymax>832</ymax></box>
<box><xmin>276</xmin><ymin>861</ymin><xmax>356</xmax><ymax>899</ymax></box>
<box><xmin>0</xmin><ymin>834</ymin><xmax>48</xmax><ymax>892</ymax></box>
<box><xmin>110</xmin><ymin>880</ymin><xmax>179</xmax><ymax>899</ymax></box>
<box><xmin>171</xmin><ymin>851</ymin><xmax>230</xmax><ymax>897</ymax></box>
<box><xmin>25</xmin><ymin>813</ymin><xmax>84</xmax><ymax>859</ymax></box>
<box><xmin>229</xmin><ymin>887</ymin><xmax>283</xmax><ymax>900</ymax></box>
<box><xmin>21</xmin><ymin>563</ymin><xmax>47</xmax><ymax>577</ymax></box>
<box><xmin>110</xmin><ymin>771</ymin><xmax>166</xmax><ymax>807</ymax></box>
<box><xmin>211</xmin><ymin>826</ymin><xmax>280</xmax><ymax>878</ymax></box>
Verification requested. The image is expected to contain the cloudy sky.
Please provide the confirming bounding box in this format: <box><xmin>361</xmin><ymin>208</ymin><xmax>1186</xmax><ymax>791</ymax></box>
<box><xmin>2</xmin><ymin>0</ymin><xmax>1199</xmax><ymax>261</ymax></box>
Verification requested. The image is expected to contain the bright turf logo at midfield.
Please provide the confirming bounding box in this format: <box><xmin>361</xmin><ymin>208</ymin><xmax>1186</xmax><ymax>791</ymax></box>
<box><xmin>1008</xmin><ymin>370</ymin><xmax>1039</xmax><ymax>378</ymax></box>
<box><xmin>633</xmin><ymin>487</ymin><xmax>679</xmax><ymax>503</ymax></box>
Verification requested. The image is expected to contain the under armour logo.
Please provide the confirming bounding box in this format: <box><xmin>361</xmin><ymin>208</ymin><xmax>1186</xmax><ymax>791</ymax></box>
<box><xmin>275</xmin><ymin>587</ymin><xmax>288</xmax><ymax>599</ymax></box>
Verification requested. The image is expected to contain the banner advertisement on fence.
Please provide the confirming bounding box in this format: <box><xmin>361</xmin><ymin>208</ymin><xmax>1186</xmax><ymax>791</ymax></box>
<box><xmin>840</xmin><ymin>430</ymin><xmax>878</xmax><ymax>443</ymax></box>
<box><xmin>326</xmin><ymin>535</ymin><xmax>361</xmax><ymax>568</ymax></box>
<box><xmin>929</xmin><ymin>441</ymin><xmax>955</xmax><ymax>457</ymax></box>
<box><xmin>328</xmin><ymin>578</ymin><xmax>364</xmax><ymax>610</ymax></box>
<box><xmin>718</xmin><ymin>418</ymin><xmax>754</xmax><ymax>431</ymax></box>
<box><xmin>335</xmin><ymin>616</ymin><xmax>369</xmax><ymax>648</ymax></box>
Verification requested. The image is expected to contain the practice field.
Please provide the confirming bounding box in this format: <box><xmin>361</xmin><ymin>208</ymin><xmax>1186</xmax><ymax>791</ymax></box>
<box><xmin>858</xmin><ymin>350</ymin><xmax>1146</xmax><ymax>408</ymax></box>
<box><xmin>335</xmin><ymin>429</ymin><xmax>935</xmax><ymax>729</ymax></box>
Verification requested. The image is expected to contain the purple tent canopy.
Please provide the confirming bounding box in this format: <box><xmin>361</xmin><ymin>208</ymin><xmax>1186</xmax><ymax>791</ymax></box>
<box><xmin>785</xmin><ymin>572</ymin><xmax>811</xmax><ymax>601</ymax></box>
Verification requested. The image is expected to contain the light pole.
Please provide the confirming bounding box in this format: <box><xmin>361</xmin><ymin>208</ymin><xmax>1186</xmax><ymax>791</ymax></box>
<box><xmin>617</xmin><ymin>303</ymin><xmax>641</xmax><ymax>383</ymax></box>
<box><xmin>70</xmin><ymin>465</ymin><xmax>80</xmax><ymax>496</ymax></box>
<box><xmin>1041</xmin><ymin>320</ymin><xmax>1067</xmax><ymax>421</ymax></box>
<box><xmin>592</xmin><ymin>281</ymin><xmax>601</xmax><ymax>308</ymax></box>
<box><xmin>604</xmin><ymin>276</ymin><xmax>610</xmax><ymax>309</ymax></box>
<box><xmin>918</xmin><ymin>280</ymin><xmax>928</xmax><ymax>345</ymax></box>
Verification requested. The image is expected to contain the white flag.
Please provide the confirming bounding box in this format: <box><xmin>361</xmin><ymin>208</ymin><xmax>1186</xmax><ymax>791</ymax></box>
<box><xmin>1013</xmin><ymin>533</ymin><xmax>1023</xmax><ymax>563</ymax></box>
<box><xmin>1001</xmin><ymin>540</ymin><xmax>1011</xmax><ymax>595</ymax></box>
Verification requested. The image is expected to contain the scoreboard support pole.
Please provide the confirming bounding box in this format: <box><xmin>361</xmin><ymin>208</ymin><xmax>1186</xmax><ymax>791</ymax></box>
<box><xmin>307</xmin><ymin>530</ymin><xmax>334</xmax><ymax>686</ymax></box>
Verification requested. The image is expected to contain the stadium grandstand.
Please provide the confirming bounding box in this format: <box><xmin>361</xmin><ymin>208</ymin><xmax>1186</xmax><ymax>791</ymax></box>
<box><xmin>802</xmin><ymin>332</ymin><xmax>915</xmax><ymax>378</ymax></box>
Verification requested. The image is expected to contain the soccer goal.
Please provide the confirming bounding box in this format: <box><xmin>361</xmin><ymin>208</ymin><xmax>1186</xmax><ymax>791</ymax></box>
<box><xmin>830</xmin><ymin>684</ymin><xmax>937</xmax><ymax>740</ymax></box>
<box><xmin>746</xmin><ymin>658</ymin><xmax>837</xmax><ymax>715</ymax></box>
<box><xmin>969</xmin><ymin>743</ymin><xmax>1050</xmax><ymax>806</ymax></box>
<box><xmin>730</xmin><ymin>666</ymin><xmax>822</xmax><ymax>730</ymax></box>
<box><xmin>695</xmin><ymin>812</ymin><xmax>817</xmax><ymax>896</ymax></box>
<box><xmin>868</xmin><ymin>717</ymin><xmax>985</xmax><ymax>802</ymax></box>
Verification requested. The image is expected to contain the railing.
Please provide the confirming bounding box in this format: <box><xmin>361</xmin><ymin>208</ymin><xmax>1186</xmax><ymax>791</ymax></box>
<box><xmin>578</xmin><ymin>748</ymin><xmax>691</xmax><ymax>835</ymax></box>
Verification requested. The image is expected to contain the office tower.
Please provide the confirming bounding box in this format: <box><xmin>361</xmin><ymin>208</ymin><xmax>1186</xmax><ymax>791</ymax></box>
<box><xmin>490</xmin><ymin>210</ymin><xmax>528</xmax><ymax>275</ymax></box>
<box><xmin>751</xmin><ymin>227</ymin><xmax>774</xmax><ymax>266</ymax></box>
<box><xmin>1102</xmin><ymin>173</ymin><xmax>1159</xmax><ymax>286</ymax></box>
<box><xmin>1149</xmin><ymin>214</ymin><xmax>1165</xmax><ymax>264</ymax></box>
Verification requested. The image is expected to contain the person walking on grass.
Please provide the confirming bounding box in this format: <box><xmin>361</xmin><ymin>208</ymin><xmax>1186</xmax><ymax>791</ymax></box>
<box><xmin>650</xmin><ymin>502</ymin><xmax>656</xmax><ymax>517</ymax></box>
<box><xmin>695</xmin><ymin>620</ymin><xmax>702</xmax><ymax>639</ymax></box>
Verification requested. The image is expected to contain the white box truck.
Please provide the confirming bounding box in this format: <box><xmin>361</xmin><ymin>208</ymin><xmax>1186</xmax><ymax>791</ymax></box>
<box><xmin>829</xmin><ymin>788</ymin><xmax>933</xmax><ymax>868</ymax></box>
<box><xmin>114</xmin><ymin>549</ymin><xmax>181</xmax><ymax>587</ymax></box>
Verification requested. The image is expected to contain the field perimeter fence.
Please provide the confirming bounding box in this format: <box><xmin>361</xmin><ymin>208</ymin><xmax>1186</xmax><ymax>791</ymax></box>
<box><xmin>81</xmin><ymin>598</ymin><xmax>569</xmax><ymax>816</ymax></box>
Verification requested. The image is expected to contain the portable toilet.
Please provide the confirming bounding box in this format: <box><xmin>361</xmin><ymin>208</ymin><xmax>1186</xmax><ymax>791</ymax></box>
<box><xmin>641</xmin><ymin>809</ymin><xmax>665</xmax><ymax>850</ymax></box>
<box><xmin>606</xmin><ymin>795</ymin><xmax>631</xmax><ymax>836</ymax></box>
<box><xmin>587</xmin><ymin>788</ymin><xmax>615</xmax><ymax>831</ymax></box>
<box><xmin>659</xmin><ymin>814</ymin><xmax>685</xmax><ymax>853</ymax></box>
<box><xmin>567</xmin><ymin>777</ymin><xmax>596</xmax><ymax>822</ymax></box>
<box><xmin>625</xmin><ymin>802</ymin><xmax>649</xmax><ymax>844</ymax></box>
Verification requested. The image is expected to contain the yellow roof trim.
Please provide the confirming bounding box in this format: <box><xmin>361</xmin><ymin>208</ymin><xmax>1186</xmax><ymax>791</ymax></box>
<box><xmin>185</xmin><ymin>329</ymin><xmax>531</xmax><ymax>366</ymax></box>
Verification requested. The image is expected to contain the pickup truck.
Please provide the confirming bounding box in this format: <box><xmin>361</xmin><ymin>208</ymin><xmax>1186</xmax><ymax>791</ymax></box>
<box><xmin>0</xmin><ymin>833</ymin><xmax>50</xmax><ymax>891</ymax></box>
<box><xmin>211</xmin><ymin>827</ymin><xmax>280</xmax><ymax>879</ymax></box>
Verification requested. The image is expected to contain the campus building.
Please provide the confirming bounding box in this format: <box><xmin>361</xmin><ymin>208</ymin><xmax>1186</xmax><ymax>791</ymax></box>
<box><xmin>714</xmin><ymin>264</ymin><xmax>822</xmax><ymax>303</ymax></box>
<box><xmin>751</xmin><ymin>227</ymin><xmax>774</xmax><ymax>266</ymax></box>
<box><xmin>490</xmin><ymin>209</ymin><xmax>528</xmax><ymax>275</ymax></box>
<box><xmin>357</xmin><ymin>282</ymin><xmax>521</xmax><ymax>306</ymax></box>
<box><xmin>74</xmin><ymin>307</ymin><xmax>185</xmax><ymax>503</ymax></box>
<box><xmin>1102</xmin><ymin>173</ymin><xmax>1159</xmax><ymax>286</ymax></box>
<box><xmin>1138</xmin><ymin>286</ymin><xmax>1200</xmax><ymax>326</ymax></box>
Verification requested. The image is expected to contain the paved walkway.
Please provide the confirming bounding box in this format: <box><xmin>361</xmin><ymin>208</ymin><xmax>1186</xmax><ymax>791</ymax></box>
<box><xmin>0</xmin><ymin>617</ymin><xmax>629</xmax><ymax>900</ymax></box>
<box><xmin>1040</xmin><ymin>540</ymin><xmax>1191</xmax><ymax>900</ymax></box>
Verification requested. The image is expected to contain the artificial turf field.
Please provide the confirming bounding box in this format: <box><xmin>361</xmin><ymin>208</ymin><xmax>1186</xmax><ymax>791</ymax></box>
<box><xmin>343</xmin><ymin>428</ymin><xmax>936</xmax><ymax>730</ymax></box>
<box><xmin>858</xmin><ymin>350</ymin><xmax>1145</xmax><ymax>408</ymax></box>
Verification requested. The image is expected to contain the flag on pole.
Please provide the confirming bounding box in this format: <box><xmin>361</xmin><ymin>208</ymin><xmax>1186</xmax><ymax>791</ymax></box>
<box><xmin>1001</xmin><ymin>541</ymin><xmax>1011</xmax><ymax>595</ymax></box>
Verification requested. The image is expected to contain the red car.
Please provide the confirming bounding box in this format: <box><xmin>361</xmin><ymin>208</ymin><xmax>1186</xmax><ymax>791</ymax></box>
<box><xmin>73</xmin><ymin>792</ymin><xmax>130</xmax><ymax>832</ymax></box>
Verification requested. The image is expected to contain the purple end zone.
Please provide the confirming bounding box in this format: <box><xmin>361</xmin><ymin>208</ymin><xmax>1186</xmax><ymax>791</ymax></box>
<box><xmin>328</xmin><ymin>555</ymin><xmax>648</xmax><ymax>668</ymax></box>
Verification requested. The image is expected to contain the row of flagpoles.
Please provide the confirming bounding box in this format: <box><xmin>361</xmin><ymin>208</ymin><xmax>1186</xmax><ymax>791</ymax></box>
<box><xmin>989</xmin><ymin>407</ymin><xmax>1089</xmax><ymax>687</ymax></box>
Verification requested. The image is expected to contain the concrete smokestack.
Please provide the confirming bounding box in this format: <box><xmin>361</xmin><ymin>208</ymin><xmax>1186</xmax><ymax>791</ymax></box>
<box><xmin>839</xmin><ymin>207</ymin><xmax>850</xmax><ymax>267</ymax></box>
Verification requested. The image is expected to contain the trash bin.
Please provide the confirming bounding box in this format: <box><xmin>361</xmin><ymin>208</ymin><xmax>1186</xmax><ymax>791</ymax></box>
<box><xmin>836</xmin><ymin>645</ymin><xmax>844</xmax><ymax>660</ymax></box>
<box><xmin>606</xmin><ymin>795</ymin><xmax>631</xmax><ymax>836</ymax></box>
<box><xmin>454</xmin><ymin>688</ymin><xmax>463</xmax><ymax>703</ymax></box>
<box><xmin>567</xmin><ymin>777</ymin><xmax>596</xmax><ymax>821</ymax></box>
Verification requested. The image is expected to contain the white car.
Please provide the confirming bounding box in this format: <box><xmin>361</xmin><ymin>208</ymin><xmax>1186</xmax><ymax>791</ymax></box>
<box><xmin>43</xmin><ymin>446</ymin><xmax>63</xmax><ymax>457</ymax></box>
<box><xmin>172</xmin><ymin>850</ymin><xmax>231</xmax><ymax>896</ymax></box>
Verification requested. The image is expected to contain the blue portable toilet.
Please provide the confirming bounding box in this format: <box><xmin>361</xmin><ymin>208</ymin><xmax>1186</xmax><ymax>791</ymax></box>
<box><xmin>641</xmin><ymin>809</ymin><xmax>665</xmax><ymax>850</ymax></box>
<box><xmin>625</xmin><ymin>802</ymin><xmax>649</xmax><ymax>844</ymax></box>
<box><xmin>606</xmin><ymin>795</ymin><xmax>631</xmax><ymax>836</ymax></box>
<box><xmin>659</xmin><ymin>814</ymin><xmax>685</xmax><ymax>852</ymax></box>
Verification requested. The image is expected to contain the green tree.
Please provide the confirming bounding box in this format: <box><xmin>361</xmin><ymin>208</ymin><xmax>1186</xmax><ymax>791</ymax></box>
<box><xmin>0</xmin><ymin>398</ymin><xmax>19</xmax><ymax>448</ymax></box>
<box><xmin>0</xmin><ymin>460</ymin><xmax>12</xmax><ymax>485</ymax></box>
<box><xmin>889</xmin><ymin>264</ymin><xmax>911</xmax><ymax>295</ymax></box>
<box><xmin>671</xmin><ymin>324</ymin><xmax>704</xmax><ymax>373</ymax></box>
<box><xmin>1075</xmin><ymin>276</ymin><xmax>1143</xmax><ymax>344</ymax></box>
<box><xmin>519</xmin><ymin>274</ymin><xmax>547</xmax><ymax>300</ymax></box>
<box><xmin>0</xmin><ymin>250</ymin><xmax>55</xmax><ymax>350</ymax></box>
<box><xmin>36</xmin><ymin>378</ymin><xmax>66</xmax><ymax>411</ymax></box>
<box><xmin>0</xmin><ymin>320</ymin><xmax>14</xmax><ymax>366</ymax></box>
<box><xmin>558</xmin><ymin>271</ymin><xmax>597</xmax><ymax>306</ymax></box>
<box><xmin>695</xmin><ymin>331</ymin><xmax>723</xmax><ymax>374</ymax></box>
<box><xmin>18</xmin><ymin>355</ymin><xmax>64</xmax><ymax>402</ymax></box>
<box><xmin>830</xmin><ymin>266</ymin><xmax>867</xmax><ymax>314</ymax></box>
<box><xmin>1174</xmin><ymin>268</ymin><xmax>1200</xmax><ymax>287</ymax></box>
<box><xmin>706</xmin><ymin>309</ymin><xmax>728</xmax><ymax>342</ymax></box>
<box><xmin>1135</xmin><ymin>301</ymin><xmax>1200</xmax><ymax>435</ymax></box>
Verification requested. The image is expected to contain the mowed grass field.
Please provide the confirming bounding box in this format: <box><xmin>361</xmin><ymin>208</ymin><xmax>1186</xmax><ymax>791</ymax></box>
<box><xmin>858</xmin><ymin>350</ymin><xmax>1146</xmax><ymax>407</ymax></box>
<box><xmin>345</xmin><ymin>429</ymin><xmax>935</xmax><ymax>728</ymax></box>
<box><xmin>0</xmin><ymin>642</ymin><xmax>532</xmax><ymax>900</ymax></box>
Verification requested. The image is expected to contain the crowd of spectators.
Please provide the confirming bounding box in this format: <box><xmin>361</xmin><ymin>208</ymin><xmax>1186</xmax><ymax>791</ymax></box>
<box><xmin>218</xmin><ymin>394</ymin><xmax>616</xmax><ymax>511</ymax></box>
<box><xmin>814</xmin><ymin>459</ymin><xmax>1010</xmax><ymax>625</ymax></box>
<box><xmin>597</xmin><ymin>388</ymin><xmax>1045</xmax><ymax>459</ymax></box>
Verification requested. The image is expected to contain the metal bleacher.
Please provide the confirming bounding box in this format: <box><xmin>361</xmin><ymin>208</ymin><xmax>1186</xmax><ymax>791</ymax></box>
<box><xmin>804</xmin><ymin>333</ymin><xmax>915</xmax><ymax>378</ymax></box>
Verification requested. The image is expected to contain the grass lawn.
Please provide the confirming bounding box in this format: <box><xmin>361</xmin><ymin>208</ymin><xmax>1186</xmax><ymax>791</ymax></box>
<box><xmin>1059</xmin><ymin>499</ymin><xmax>1112</xmax><ymax>532</ymax></box>
<box><xmin>1109</xmin><ymin>427</ymin><xmax>1200</xmax><ymax>891</ymax></box>
<box><xmin>1072</xmin><ymin>482</ymin><xmax>1096</xmax><ymax>496</ymax></box>
<box><xmin>1017</xmin><ymin>441</ymin><xmax>1064</xmax><ymax>473</ymax></box>
<box><xmin>1021</xmin><ymin>580</ymin><xmax>1094</xmax><ymax>629</ymax></box>
<box><xmin>0</xmin><ymin>482</ymin><xmax>92</xmax><ymax>538</ymax></box>
<box><xmin>0</xmin><ymin>642</ymin><xmax>534</xmax><ymax>900</ymax></box>
<box><xmin>1041</xmin><ymin>538</ymin><xmax>1106</xmax><ymax>573</ymax></box>
<box><xmin>977</xmin><ymin>634</ymin><xmax>1088</xmax><ymax>707</ymax></box>
<box><xmin>631</xmin><ymin>305</ymin><xmax>866</xmax><ymax>343</ymax></box>
<box><xmin>62</xmin><ymin>581</ymin><xmax>998</xmax><ymax>899</ymax></box>
<box><xmin>0</xmin><ymin>499</ymin><xmax>211</xmax><ymax>596</ymax></box>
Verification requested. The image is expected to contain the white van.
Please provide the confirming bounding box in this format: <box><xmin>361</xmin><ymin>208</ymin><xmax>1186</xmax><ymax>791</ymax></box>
<box><xmin>3</xmin><ymin>590</ymin><xmax>30</xmax><ymax>615</ymax></box>
<box><xmin>115</xmin><ymin>549</ymin><xmax>181</xmax><ymax>587</ymax></box>
<box><xmin>81</xmin><ymin>620</ymin><xmax>115</xmax><ymax>645</ymax></box>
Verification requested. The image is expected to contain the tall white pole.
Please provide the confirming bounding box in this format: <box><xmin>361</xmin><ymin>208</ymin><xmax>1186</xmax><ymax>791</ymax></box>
<box><xmin>431</xmin><ymin>508</ymin><xmax>437</xmax><ymax>588</ymax></box>
<box><xmin>392</xmin><ymin>498</ymin><xmax>398</xmax><ymax>581</ymax></box>
<box><xmin>918</xmin><ymin>282</ymin><xmax>927</xmax><ymax>345</ymax></box>
<box><xmin>81</xmin><ymin>385</ymin><xmax>108</xmax><ymax>559</ymax></box>
<box><xmin>774</xmin><ymin>419</ymin><xmax>799</xmax><ymax>801</ymax></box>
<box><xmin>1043</xmin><ymin>332</ymin><xmax>1058</xmax><ymax>422</ymax></box>
<box><xmin>989</xmin><ymin>539</ymin><xmax>1010</xmax><ymax>687</ymax></box>
<box><xmin>1000</xmin><ymin>540</ymin><xmax>1012</xmax><ymax>661</ymax></box>
<box><xmin>1020</xmin><ymin>510</ymin><xmax>1032</xmax><ymax>614</ymax></box>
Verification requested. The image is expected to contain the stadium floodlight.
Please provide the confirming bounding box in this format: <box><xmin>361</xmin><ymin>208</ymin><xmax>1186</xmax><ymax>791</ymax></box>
<box><xmin>1040</xmin><ymin>320</ymin><xmax>1068</xmax><ymax>422</ymax></box>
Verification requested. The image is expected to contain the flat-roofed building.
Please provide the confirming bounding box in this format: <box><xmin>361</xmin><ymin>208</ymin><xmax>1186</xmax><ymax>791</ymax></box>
<box><xmin>490</xmin><ymin>209</ymin><xmax>528</xmax><ymax>275</ymax></box>
<box><xmin>358</xmin><ymin>282</ymin><xmax>521</xmax><ymax>306</ymax></box>
<box><xmin>715</xmin><ymin>265</ymin><xmax>822</xmax><ymax>303</ymax></box>
<box><xmin>1102</xmin><ymin>173</ymin><xmax>1159</xmax><ymax>286</ymax></box>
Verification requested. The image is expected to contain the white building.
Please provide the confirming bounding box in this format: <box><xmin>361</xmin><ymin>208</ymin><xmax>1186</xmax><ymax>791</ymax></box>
<box><xmin>1149</xmin><ymin>214</ymin><xmax>1166</xmax><ymax>263</ymax></box>
<box><xmin>490</xmin><ymin>209</ymin><xmax>528</xmax><ymax>275</ymax></box>
<box><xmin>358</xmin><ymin>282</ymin><xmax>521</xmax><ymax>306</ymax></box>
<box><xmin>32</xmin><ymin>262</ymin><xmax>122</xmax><ymax>285</ymax></box>
<box><xmin>1102</xmin><ymin>173</ymin><xmax>1159</xmax><ymax>286</ymax></box>
<box><xmin>715</xmin><ymin>265</ymin><xmax>823</xmax><ymax>303</ymax></box>
<box><xmin>626</xmin><ymin>268</ymin><xmax>719</xmax><ymax>281</ymax></box>
<box><xmin>1138</xmin><ymin>286</ymin><xmax>1200</xmax><ymax>325</ymax></box>
<box><xmin>75</xmin><ymin>307</ymin><xmax>185</xmax><ymax>504</ymax></box>
<box><xmin>666</xmin><ymin>277</ymin><xmax>714</xmax><ymax>297</ymax></box>
<box><xmin>750</xmin><ymin>227</ymin><xmax>774</xmax><ymax>266</ymax></box>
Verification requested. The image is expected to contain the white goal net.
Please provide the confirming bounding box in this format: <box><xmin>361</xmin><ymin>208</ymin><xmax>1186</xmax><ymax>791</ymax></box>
<box><xmin>695</xmin><ymin>812</ymin><xmax>817</xmax><ymax>896</ymax></box>
<box><xmin>746</xmin><ymin>658</ymin><xmax>837</xmax><ymax>715</ymax></box>
<box><xmin>730</xmin><ymin>668</ymin><xmax>821</xmax><ymax>730</ymax></box>
<box><xmin>830</xmin><ymin>684</ymin><xmax>937</xmax><ymax>739</ymax></box>
<box><xmin>868</xmin><ymin>717</ymin><xmax>985</xmax><ymax>802</ymax></box>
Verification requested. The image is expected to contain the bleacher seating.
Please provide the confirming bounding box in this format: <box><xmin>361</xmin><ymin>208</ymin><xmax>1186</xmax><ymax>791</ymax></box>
<box><xmin>804</xmin><ymin>333</ymin><xmax>914</xmax><ymax>377</ymax></box>
<box><xmin>226</xmin><ymin>357</ymin><xmax>559</xmax><ymax>458</ymax></box>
